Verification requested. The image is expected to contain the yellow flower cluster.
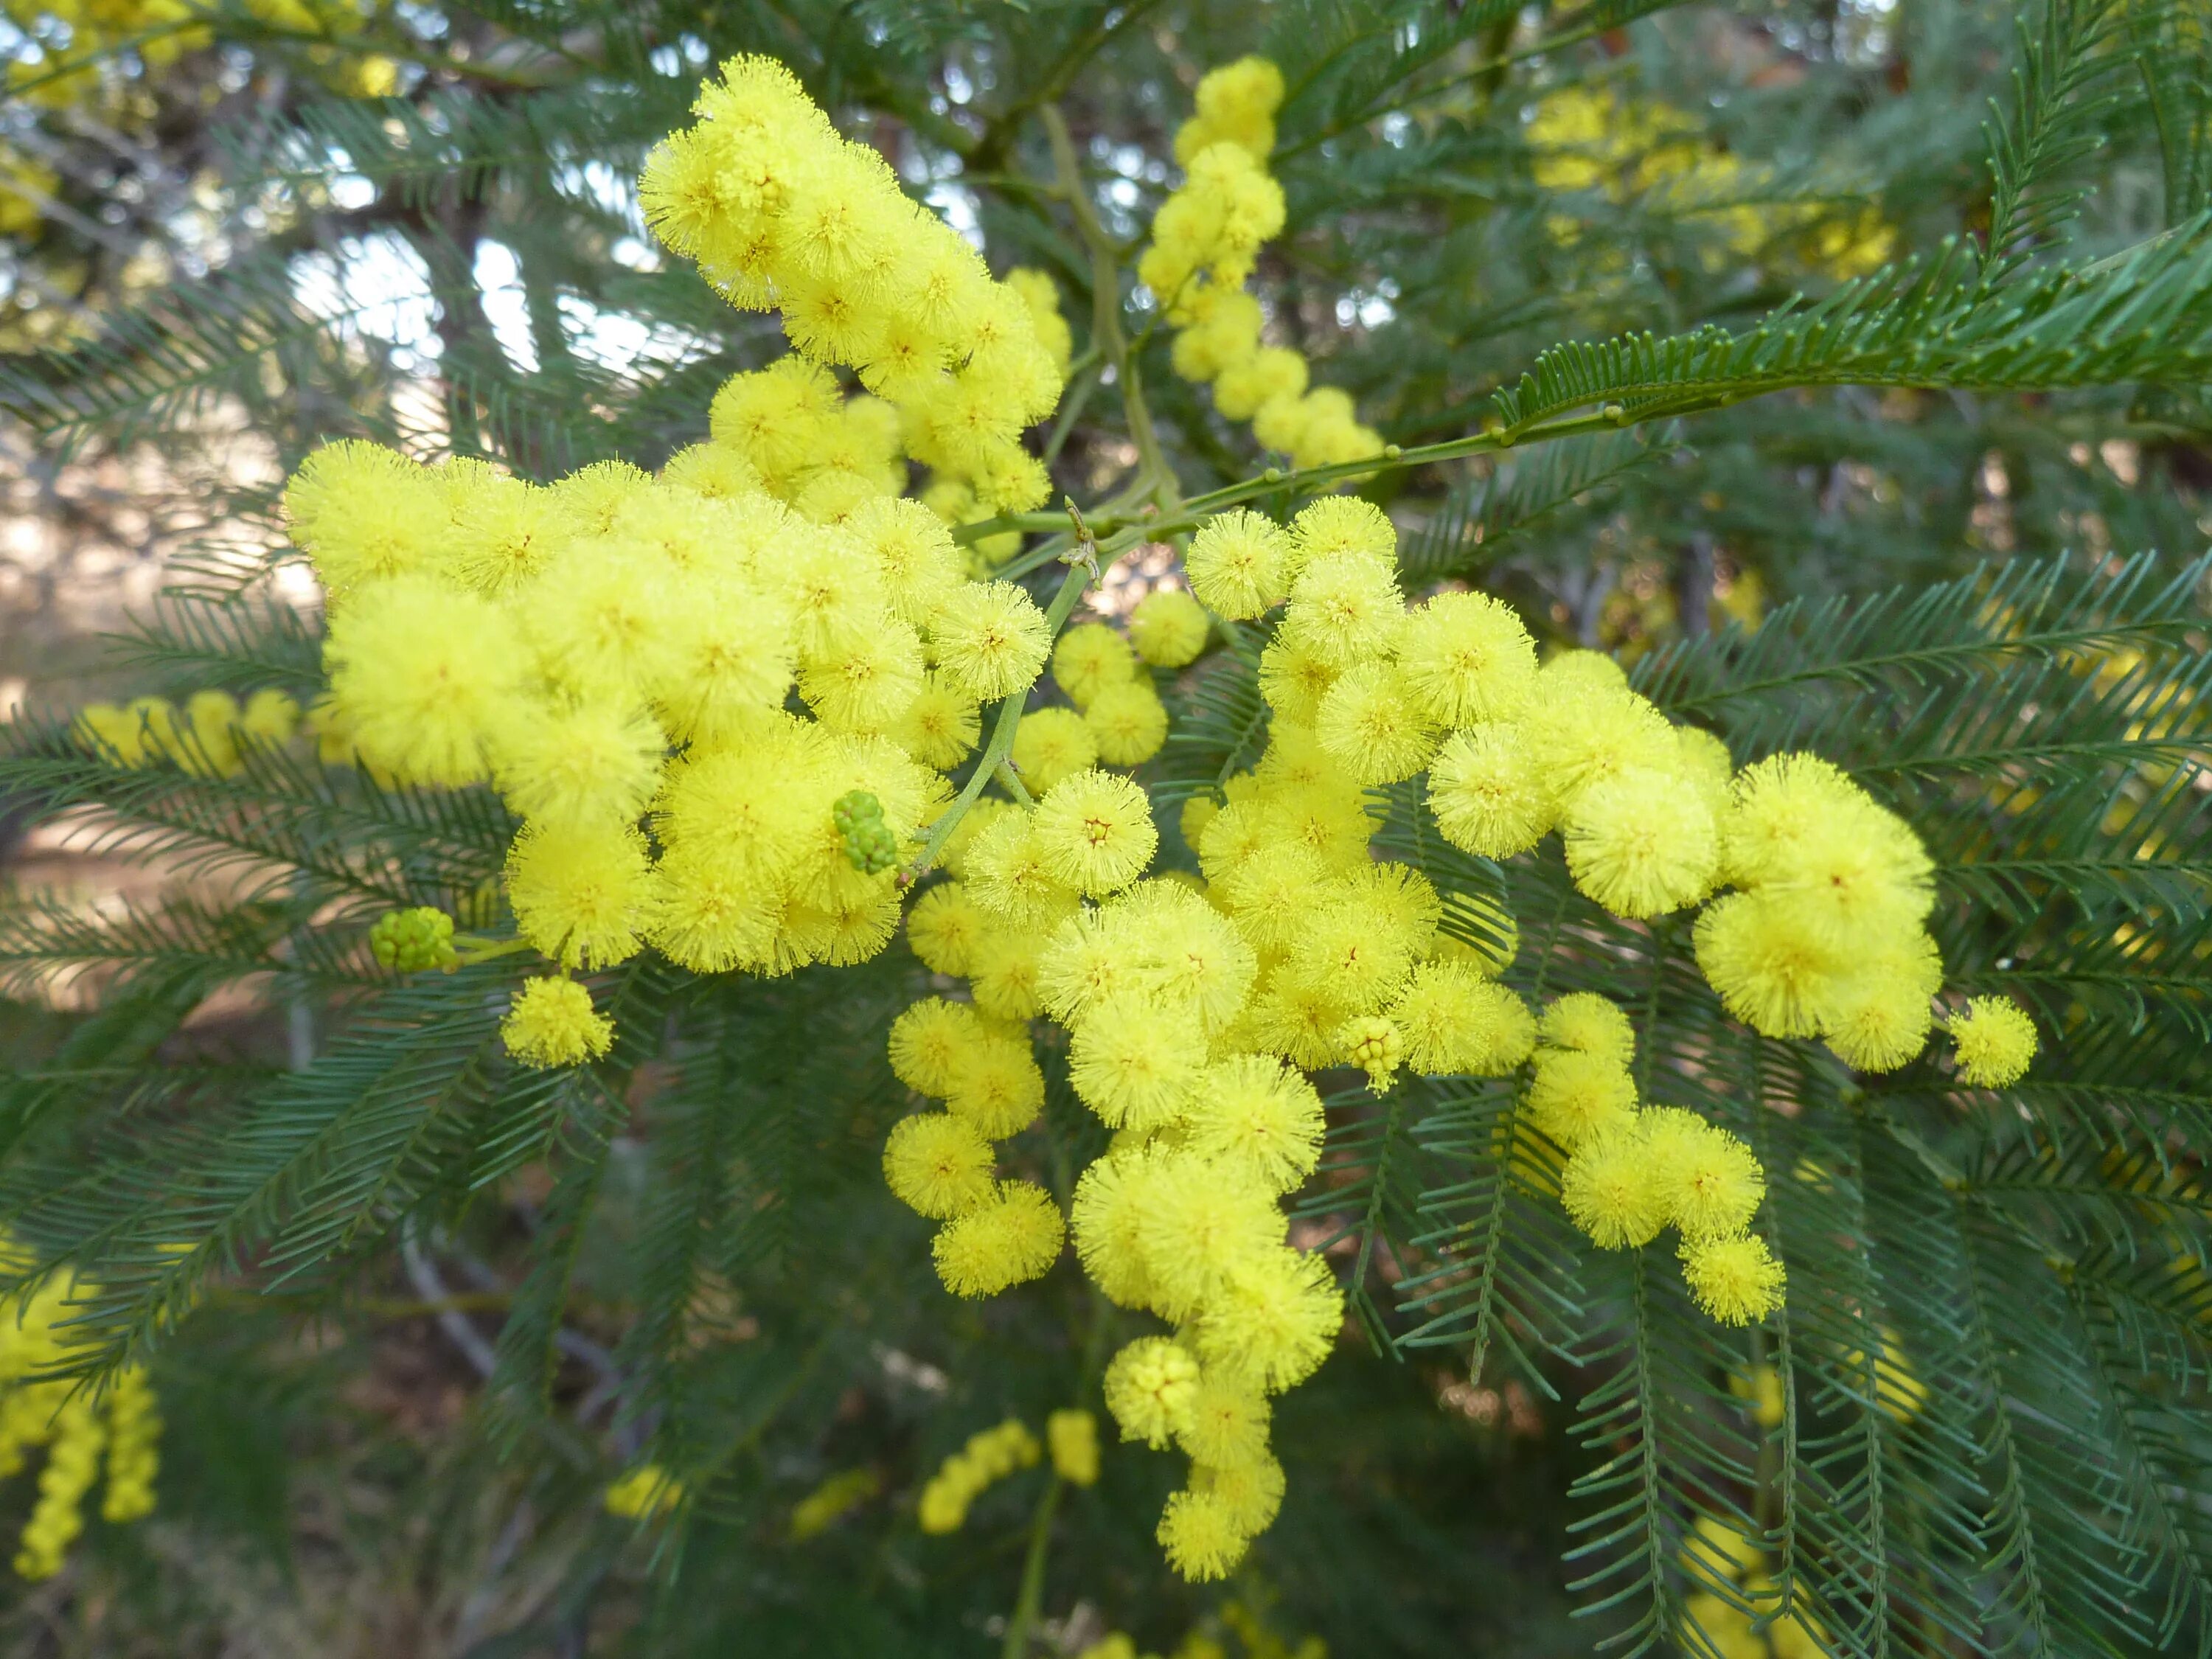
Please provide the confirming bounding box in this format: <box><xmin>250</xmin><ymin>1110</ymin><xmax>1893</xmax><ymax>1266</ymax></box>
<box><xmin>0</xmin><ymin>1243</ymin><xmax>161</xmax><ymax>1579</ymax></box>
<box><xmin>7</xmin><ymin>0</ymin><xmax>397</xmax><ymax>108</ymax></box>
<box><xmin>270</xmin><ymin>60</ymin><xmax>1074</xmax><ymax>1069</ymax></box>
<box><xmin>1678</xmin><ymin>1514</ymin><xmax>1831</xmax><ymax>1659</ymax></box>
<box><xmin>917</xmin><ymin>1417</ymin><xmax>1038</xmax><ymax>1533</ymax></box>
<box><xmin>639</xmin><ymin>55</ymin><xmax>1063</xmax><ymax>520</ymax></box>
<box><xmin>1141</xmin><ymin>59</ymin><xmax>1386</xmax><ymax>472</ymax></box>
<box><xmin>1527</xmin><ymin>86</ymin><xmax>1893</xmax><ymax>279</ymax></box>
<box><xmin>74</xmin><ymin>687</ymin><xmax>302</xmax><ymax>776</ymax></box>
<box><xmin>1945</xmin><ymin>994</ymin><xmax>2039</xmax><ymax>1087</ymax></box>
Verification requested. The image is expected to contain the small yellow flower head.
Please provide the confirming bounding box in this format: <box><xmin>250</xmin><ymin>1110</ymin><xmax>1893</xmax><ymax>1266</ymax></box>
<box><xmin>1186</xmin><ymin>509</ymin><xmax>1293</xmax><ymax>619</ymax></box>
<box><xmin>893</xmin><ymin>672</ymin><xmax>981</xmax><ymax>768</ymax></box>
<box><xmin>178</xmin><ymin>689</ymin><xmax>242</xmax><ymax>778</ymax></box>
<box><xmin>1194</xmin><ymin>1450</ymin><xmax>1286</xmax><ymax>1536</ymax></box>
<box><xmin>506</xmin><ymin>820</ymin><xmax>651</xmax><ymax>969</ymax></box>
<box><xmin>1010</xmin><ymin>706</ymin><xmax>1100</xmax><ymax>795</ymax></box>
<box><xmin>1257</xmin><ymin>632</ymin><xmax>1340</xmax><ymax>726</ymax></box>
<box><xmin>888</xmin><ymin>996</ymin><xmax>986</xmax><ymax>1095</ymax></box>
<box><xmin>1132</xmin><ymin>887</ymin><xmax>1259</xmax><ymax>1028</ymax></box>
<box><xmin>1177</xmin><ymin>1370</ymin><xmax>1273</xmax><ymax>1469</ymax></box>
<box><xmin>1034</xmin><ymin>769</ymin><xmax>1159</xmax><ymax>897</ymax></box>
<box><xmin>642</xmin><ymin>846</ymin><xmax>781</xmax><ymax>973</ymax></box>
<box><xmin>1760</xmin><ymin>800</ymin><xmax>1935</xmax><ymax>949</ymax></box>
<box><xmin>1389</xmin><ymin>965</ymin><xmax>1535</xmax><ymax>1076</ymax></box>
<box><xmin>495</xmin><ymin>699</ymin><xmax>667</xmax><ymax>832</ymax></box>
<box><xmin>1281</xmin><ymin>551</ymin><xmax>1405</xmax><ymax>669</ymax></box>
<box><xmin>938</xmin><ymin>796</ymin><xmax>1017</xmax><ymax>880</ymax></box>
<box><xmin>1562</xmin><ymin>1130</ymin><xmax>1669</xmax><ymax>1248</ymax></box>
<box><xmin>1538</xmin><ymin>648</ymin><xmax>1627</xmax><ymax>698</ymax></box>
<box><xmin>1397</xmin><ymin>591</ymin><xmax>1540</xmax><ymax>728</ymax></box>
<box><xmin>966</xmin><ymin>808</ymin><xmax>1082</xmax><ymax>925</ymax></box>
<box><xmin>325</xmin><ymin>576</ymin><xmax>530</xmax><ymax>787</ymax></box>
<box><xmin>1823</xmin><ymin>962</ymin><xmax>1937</xmax><ymax>1073</ymax></box>
<box><xmin>1644</xmin><ymin>1109</ymin><xmax>1766</xmax><ymax>1241</ymax></box>
<box><xmin>1053</xmin><ymin>622</ymin><xmax>1138</xmax><ymax>709</ymax></box>
<box><xmin>906</xmin><ymin>881</ymin><xmax>988</xmax><ymax>975</ymax></box>
<box><xmin>1538</xmin><ymin>992</ymin><xmax>1635</xmax><ymax>1071</ymax></box>
<box><xmin>1085</xmin><ymin>678</ymin><xmax>1171</xmax><ymax>765</ymax></box>
<box><xmin>1074</xmin><ymin>1145</ymin><xmax>1169</xmax><ymax>1308</ymax></box>
<box><xmin>932</xmin><ymin>1180</ymin><xmax>1064</xmax><ymax>1298</ymax></box>
<box><xmin>1693</xmin><ymin>891</ymin><xmax>1847</xmax><ymax>1040</ymax></box>
<box><xmin>1565</xmin><ymin>765</ymin><xmax>1719</xmax><ymax>919</ymax></box>
<box><xmin>882</xmin><ymin>1112</ymin><xmax>996</xmax><ymax>1219</ymax></box>
<box><xmin>1427</xmin><ymin>725</ymin><xmax>1554</xmax><ymax>859</ymax></box>
<box><xmin>1289</xmin><ymin>495</ymin><xmax>1396</xmax><ymax>565</ymax></box>
<box><xmin>1338</xmin><ymin>1012</ymin><xmax>1406</xmax><ymax>1089</ymax></box>
<box><xmin>1316</xmin><ymin>661</ymin><xmax>1439</xmax><ymax>786</ymax></box>
<box><xmin>1679</xmin><ymin>1232</ymin><xmax>1785</xmax><ymax>1325</ymax></box>
<box><xmin>1048</xmin><ymin>1408</ymin><xmax>1100</xmax><ymax>1486</ymax></box>
<box><xmin>1158</xmin><ymin>1486</ymin><xmax>1252</xmax><ymax>1583</ymax></box>
<box><xmin>945</xmin><ymin>1032</ymin><xmax>1046</xmax><ymax>1139</ymax></box>
<box><xmin>100</xmin><ymin>1366</ymin><xmax>161</xmax><ymax>1527</ymax></box>
<box><xmin>1947</xmin><ymin>995</ymin><xmax>2038</xmax><ymax>1087</ymax></box>
<box><xmin>1526</xmin><ymin>1049</ymin><xmax>1638</xmax><ymax>1152</ymax></box>
<box><xmin>1522</xmin><ymin>682</ymin><xmax>1677</xmax><ymax>813</ymax></box>
<box><xmin>1104</xmin><ymin>1336</ymin><xmax>1202</xmax><ymax>1447</ymax></box>
<box><xmin>799</xmin><ymin>621</ymin><xmax>926</xmax><ymax>733</ymax></box>
<box><xmin>1138</xmin><ymin>1155</ymin><xmax>1288</xmax><ymax>1319</ymax></box>
<box><xmin>1070</xmin><ymin>995</ymin><xmax>1206</xmax><ymax>1130</ymax></box>
<box><xmin>964</xmin><ymin>938</ymin><xmax>1040</xmax><ymax>1027</ymax></box>
<box><xmin>1129</xmin><ymin>588</ymin><xmax>1212</xmax><ymax>667</ymax></box>
<box><xmin>846</xmin><ymin>495</ymin><xmax>964</xmax><ymax>625</ymax></box>
<box><xmin>1189</xmin><ymin>1245</ymin><xmax>1343</xmax><ymax>1393</ymax></box>
<box><xmin>1180</xmin><ymin>1054</ymin><xmax>1325</xmax><ymax>1193</ymax></box>
<box><xmin>284</xmin><ymin>441</ymin><xmax>454</xmax><ymax>595</ymax></box>
<box><xmin>603</xmin><ymin>1463</ymin><xmax>683</xmax><ymax>1520</ymax></box>
<box><xmin>501</xmin><ymin>978</ymin><xmax>614</xmax><ymax>1069</ymax></box>
<box><xmin>1719</xmin><ymin>751</ymin><xmax>1860</xmax><ymax>888</ymax></box>
<box><xmin>931</xmin><ymin>580</ymin><xmax>1052</xmax><ymax>702</ymax></box>
<box><xmin>1673</xmin><ymin>724</ymin><xmax>1735</xmax><ymax>821</ymax></box>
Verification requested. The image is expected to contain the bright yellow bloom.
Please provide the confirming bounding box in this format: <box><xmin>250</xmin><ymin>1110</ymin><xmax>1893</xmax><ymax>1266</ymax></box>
<box><xmin>1526</xmin><ymin>1049</ymin><xmax>1638</xmax><ymax>1152</ymax></box>
<box><xmin>500</xmin><ymin>978</ymin><xmax>614</xmax><ymax>1068</ymax></box>
<box><xmin>930</xmin><ymin>580</ymin><xmax>1052</xmax><ymax>702</ymax></box>
<box><xmin>1010</xmin><ymin>706</ymin><xmax>1100</xmax><ymax>795</ymax></box>
<box><xmin>506</xmin><ymin>820</ymin><xmax>651</xmax><ymax>969</ymax></box>
<box><xmin>1947</xmin><ymin>995</ymin><xmax>2038</xmax><ymax>1087</ymax></box>
<box><xmin>1104</xmin><ymin>1336</ymin><xmax>1201</xmax><ymax>1448</ymax></box>
<box><xmin>1564</xmin><ymin>765</ymin><xmax>1719</xmax><ymax>918</ymax></box>
<box><xmin>1427</xmin><ymin>725</ymin><xmax>1554</xmax><ymax>859</ymax></box>
<box><xmin>1562</xmin><ymin>1130</ymin><xmax>1670</xmax><ymax>1248</ymax></box>
<box><xmin>1157</xmin><ymin>1486</ymin><xmax>1251</xmax><ymax>1583</ymax></box>
<box><xmin>1679</xmin><ymin>1232</ymin><xmax>1785</xmax><ymax>1325</ymax></box>
<box><xmin>1047</xmin><ymin>1409</ymin><xmax>1100</xmax><ymax>1486</ymax></box>
<box><xmin>882</xmin><ymin>1112</ymin><xmax>997</xmax><ymax>1219</ymax></box>
<box><xmin>1033</xmin><ymin>769</ymin><xmax>1158</xmax><ymax>896</ymax></box>
<box><xmin>1129</xmin><ymin>588</ymin><xmax>1211</xmax><ymax>667</ymax></box>
<box><xmin>931</xmin><ymin>1180</ymin><xmax>1064</xmax><ymax>1298</ymax></box>
<box><xmin>1397</xmin><ymin>591</ymin><xmax>1539</xmax><ymax>727</ymax></box>
<box><xmin>1537</xmin><ymin>992</ymin><xmax>1635</xmax><ymax>1071</ymax></box>
<box><xmin>1052</xmin><ymin>622</ymin><xmax>1139</xmax><ymax>709</ymax></box>
<box><xmin>1085</xmin><ymin>678</ymin><xmax>1171</xmax><ymax>765</ymax></box>
<box><xmin>1186</xmin><ymin>509</ymin><xmax>1293</xmax><ymax>619</ymax></box>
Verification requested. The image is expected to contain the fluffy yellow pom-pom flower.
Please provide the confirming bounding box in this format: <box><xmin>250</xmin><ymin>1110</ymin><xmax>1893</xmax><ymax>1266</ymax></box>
<box><xmin>931</xmin><ymin>1180</ymin><xmax>1064</xmax><ymax>1297</ymax></box>
<box><xmin>1526</xmin><ymin>1048</ymin><xmax>1638</xmax><ymax>1152</ymax></box>
<box><xmin>906</xmin><ymin>881</ymin><xmax>989</xmax><ymax>975</ymax></box>
<box><xmin>888</xmin><ymin>996</ymin><xmax>989</xmax><ymax>1096</ymax></box>
<box><xmin>882</xmin><ymin>1112</ymin><xmax>997</xmax><ymax>1219</ymax></box>
<box><xmin>1947</xmin><ymin>995</ymin><xmax>2038</xmax><ymax>1087</ymax></box>
<box><xmin>1189</xmin><ymin>1245</ymin><xmax>1343</xmax><ymax>1393</ymax></box>
<box><xmin>1644</xmin><ymin>1108</ymin><xmax>1766</xmax><ymax>1241</ymax></box>
<box><xmin>1389</xmin><ymin>964</ymin><xmax>1535</xmax><ymax>1076</ymax></box>
<box><xmin>1427</xmin><ymin>725</ymin><xmax>1554</xmax><ymax>859</ymax></box>
<box><xmin>1103</xmin><ymin>1336</ymin><xmax>1201</xmax><ymax>1447</ymax></box>
<box><xmin>495</xmin><ymin>700</ymin><xmax>667</xmax><ymax>832</ymax></box>
<box><xmin>1564</xmin><ymin>765</ymin><xmax>1719</xmax><ymax>919</ymax></box>
<box><xmin>1186</xmin><ymin>508</ymin><xmax>1293</xmax><ymax>619</ymax></box>
<box><xmin>1679</xmin><ymin>1231</ymin><xmax>1786</xmax><ymax>1325</ymax></box>
<box><xmin>324</xmin><ymin>576</ymin><xmax>529</xmax><ymax>786</ymax></box>
<box><xmin>1052</xmin><ymin>622</ymin><xmax>1138</xmax><ymax>709</ymax></box>
<box><xmin>1538</xmin><ymin>992</ymin><xmax>1636</xmax><ymax>1071</ymax></box>
<box><xmin>1033</xmin><ymin>769</ymin><xmax>1159</xmax><ymax>896</ymax></box>
<box><xmin>1157</xmin><ymin>1487</ymin><xmax>1251</xmax><ymax>1583</ymax></box>
<box><xmin>1194</xmin><ymin>1452</ymin><xmax>1285</xmax><ymax>1536</ymax></box>
<box><xmin>944</xmin><ymin>1031</ymin><xmax>1046</xmax><ymax>1139</ymax></box>
<box><xmin>506</xmin><ymin>819</ymin><xmax>651</xmax><ymax>969</ymax></box>
<box><xmin>1128</xmin><ymin>588</ymin><xmax>1211</xmax><ymax>667</ymax></box>
<box><xmin>1009</xmin><ymin>706</ymin><xmax>1099</xmax><ymax>795</ymax></box>
<box><xmin>1085</xmin><ymin>678</ymin><xmax>1170</xmax><ymax>765</ymax></box>
<box><xmin>1315</xmin><ymin>661</ymin><xmax>1439</xmax><ymax>785</ymax></box>
<box><xmin>1176</xmin><ymin>1371</ymin><xmax>1273</xmax><ymax>1469</ymax></box>
<box><xmin>500</xmin><ymin>978</ymin><xmax>614</xmax><ymax>1068</ymax></box>
<box><xmin>931</xmin><ymin>580</ymin><xmax>1052</xmax><ymax>702</ymax></box>
<box><xmin>1178</xmin><ymin>1054</ymin><xmax>1325</xmax><ymax>1193</ymax></box>
<box><xmin>1561</xmin><ymin>1130</ymin><xmax>1669</xmax><ymax>1249</ymax></box>
<box><xmin>1397</xmin><ymin>591</ymin><xmax>1539</xmax><ymax>727</ymax></box>
<box><xmin>1068</xmin><ymin>996</ymin><xmax>1205</xmax><ymax>1130</ymax></box>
